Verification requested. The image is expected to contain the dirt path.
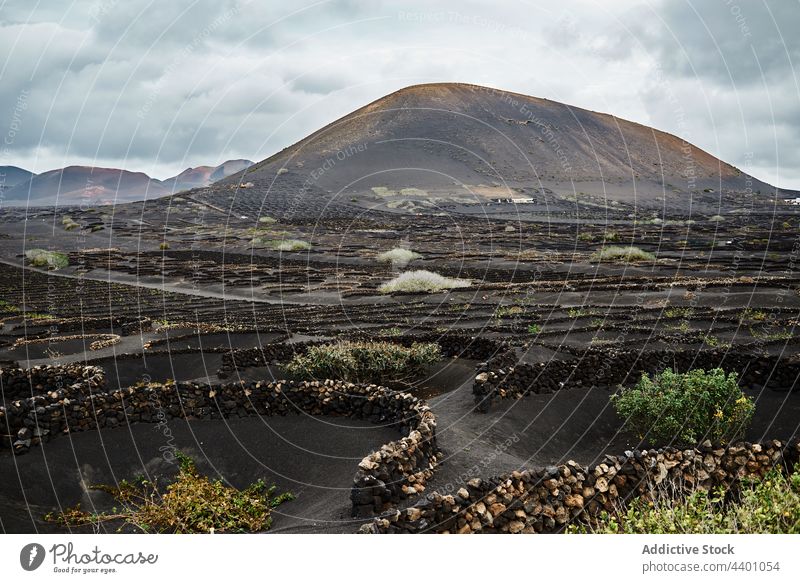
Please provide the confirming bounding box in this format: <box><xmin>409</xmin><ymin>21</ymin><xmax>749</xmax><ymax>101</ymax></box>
<box><xmin>0</xmin><ymin>258</ymin><xmax>309</xmax><ymax>306</ymax></box>
<box><xmin>424</xmin><ymin>381</ymin><xmax>800</xmax><ymax>498</ymax></box>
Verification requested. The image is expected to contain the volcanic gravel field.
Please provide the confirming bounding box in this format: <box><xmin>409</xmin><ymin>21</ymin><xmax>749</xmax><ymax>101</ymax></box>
<box><xmin>1</xmin><ymin>195</ymin><xmax>798</xmax><ymax>533</ymax></box>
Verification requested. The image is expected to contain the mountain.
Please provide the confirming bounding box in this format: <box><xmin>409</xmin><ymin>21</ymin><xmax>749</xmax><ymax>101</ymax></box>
<box><xmin>0</xmin><ymin>166</ymin><xmax>35</xmax><ymax>190</ymax></box>
<box><xmin>3</xmin><ymin>166</ymin><xmax>171</xmax><ymax>205</ymax></box>
<box><xmin>2</xmin><ymin>159</ymin><xmax>254</xmax><ymax>206</ymax></box>
<box><xmin>209</xmin><ymin>159</ymin><xmax>253</xmax><ymax>183</ymax></box>
<box><xmin>162</xmin><ymin>159</ymin><xmax>253</xmax><ymax>192</ymax></box>
<box><xmin>218</xmin><ymin>83</ymin><xmax>776</xmax><ymax>213</ymax></box>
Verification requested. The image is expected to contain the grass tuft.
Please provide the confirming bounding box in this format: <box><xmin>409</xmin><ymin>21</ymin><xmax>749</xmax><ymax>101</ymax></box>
<box><xmin>25</xmin><ymin>249</ymin><xmax>69</xmax><ymax>269</ymax></box>
<box><xmin>376</xmin><ymin>247</ymin><xmax>422</xmax><ymax>268</ymax></box>
<box><xmin>591</xmin><ymin>245</ymin><xmax>655</xmax><ymax>264</ymax></box>
<box><xmin>45</xmin><ymin>452</ymin><xmax>294</xmax><ymax>533</ymax></box>
<box><xmin>378</xmin><ymin>270</ymin><xmax>470</xmax><ymax>294</ymax></box>
<box><xmin>269</xmin><ymin>239</ymin><xmax>311</xmax><ymax>251</ymax></box>
<box><xmin>285</xmin><ymin>340</ymin><xmax>441</xmax><ymax>384</ymax></box>
<box><xmin>572</xmin><ymin>466</ymin><xmax>800</xmax><ymax>534</ymax></box>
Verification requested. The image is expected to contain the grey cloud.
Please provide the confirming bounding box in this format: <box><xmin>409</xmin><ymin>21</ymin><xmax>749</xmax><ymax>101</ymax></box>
<box><xmin>540</xmin><ymin>8</ymin><xmax>639</xmax><ymax>61</ymax></box>
<box><xmin>635</xmin><ymin>1</ymin><xmax>800</xmax><ymax>188</ymax></box>
<box><xmin>290</xmin><ymin>74</ymin><xmax>352</xmax><ymax>96</ymax></box>
<box><xmin>647</xmin><ymin>1</ymin><xmax>800</xmax><ymax>87</ymax></box>
<box><xmin>1</xmin><ymin>0</ymin><xmax>798</xmax><ymax>189</ymax></box>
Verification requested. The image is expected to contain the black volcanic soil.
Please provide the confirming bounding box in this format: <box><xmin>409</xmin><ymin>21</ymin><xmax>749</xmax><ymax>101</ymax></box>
<box><xmin>0</xmin><ymin>415</ymin><xmax>398</xmax><ymax>534</ymax></box>
<box><xmin>422</xmin><ymin>382</ymin><xmax>800</xmax><ymax>500</ymax></box>
<box><xmin>0</xmin><ymin>178</ymin><xmax>798</xmax><ymax>533</ymax></box>
<box><xmin>91</xmin><ymin>353</ymin><xmax>225</xmax><ymax>389</ymax></box>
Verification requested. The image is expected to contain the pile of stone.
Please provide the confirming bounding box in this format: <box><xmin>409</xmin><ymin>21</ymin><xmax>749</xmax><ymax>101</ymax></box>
<box><xmin>364</xmin><ymin>439</ymin><xmax>800</xmax><ymax>534</ymax></box>
<box><xmin>0</xmin><ymin>364</ymin><xmax>104</xmax><ymax>401</ymax></box>
<box><xmin>119</xmin><ymin>317</ymin><xmax>153</xmax><ymax>336</ymax></box>
<box><xmin>473</xmin><ymin>348</ymin><xmax>800</xmax><ymax>409</ymax></box>
<box><xmin>351</xmin><ymin>401</ymin><xmax>437</xmax><ymax>517</ymax></box>
<box><xmin>363</xmin><ymin>332</ymin><xmax>508</xmax><ymax>361</ymax></box>
<box><xmin>218</xmin><ymin>333</ymin><xmax>508</xmax><ymax>378</ymax></box>
<box><xmin>1</xmin><ymin>364</ymin><xmax>105</xmax><ymax>452</ymax></box>
<box><xmin>12</xmin><ymin>333</ymin><xmax>122</xmax><ymax>352</ymax></box>
<box><xmin>1</xmin><ymin>363</ymin><xmax>438</xmax><ymax>515</ymax></box>
<box><xmin>217</xmin><ymin>341</ymin><xmax>321</xmax><ymax>376</ymax></box>
<box><xmin>2</xmin><ymin>315</ymin><xmax>151</xmax><ymax>336</ymax></box>
<box><xmin>88</xmin><ymin>334</ymin><xmax>122</xmax><ymax>350</ymax></box>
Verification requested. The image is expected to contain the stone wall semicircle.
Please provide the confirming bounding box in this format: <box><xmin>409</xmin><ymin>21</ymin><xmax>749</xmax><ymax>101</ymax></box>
<box><xmin>0</xmin><ymin>363</ymin><xmax>439</xmax><ymax>516</ymax></box>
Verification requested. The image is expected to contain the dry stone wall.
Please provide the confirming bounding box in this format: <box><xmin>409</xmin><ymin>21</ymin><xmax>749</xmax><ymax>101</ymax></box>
<box><xmin>1</xmin><ymin>315</ymin><xmax>151</xmax><ymax>336</ymax></box>
<box><xmin>474</xmin><ymin>348</ymin><xmax>800</xmax><ymax>410</ymax></box>
<box><xmin>218</xmin><ymin>333</ymin><xmax>507</xmax><ymax>378</ymax></box>
<box><xmin>0</xmin><ymin>364</ymin><xmax>104</xmax><ymax>401</ymax></box>
<box><xmin>0</xmin><ymin>363</ymin><xmax>437</xmax><ymax>515</ymax></box>
<box><xmin>365</xmin><ymin>439</ymin><xmax>800</xmax><ymax>534</ymax></box>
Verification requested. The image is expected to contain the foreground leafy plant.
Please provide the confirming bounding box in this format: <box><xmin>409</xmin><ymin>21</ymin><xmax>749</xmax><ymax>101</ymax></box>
<box><xmin>572</xmin><ymin>466</ymin><xmax>800</xmax><ymax>534</ymax></box>
<box><xmin>285</xmin><ymin>340</ymin><xmax>441</xmax><ymax>384</ymax></box>
<box><xmin>45</xmin><ymin>453</ymin><xmax>294</xmax><ymax>533</ymax></box>
<box><xmin>612</xmin><ymin>368</ymin><xmax>754</xmax><ymax>446</ymax></box>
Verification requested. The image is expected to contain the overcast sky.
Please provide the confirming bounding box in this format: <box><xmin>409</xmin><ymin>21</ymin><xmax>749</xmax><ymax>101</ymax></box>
<box><xmin>1</xmin><ymin>0</ymin><xmax>798</xmax><ymax>188</ymax></box>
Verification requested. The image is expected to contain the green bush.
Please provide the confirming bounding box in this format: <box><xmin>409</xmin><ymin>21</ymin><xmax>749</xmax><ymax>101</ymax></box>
<box><xmin>285</xmin><ymin>340</ymin><xmax>441</xmax><ymax>384</ymax></box>
<box><xmin>61</xmin><ymin>215</ymin><xmax>80</xmax><ymax>230</ymax></box>
<box><xmin>25</xmin><ymin>249</ymin><xmax>69</xmax><ymax>269</ymax></box>
<box><xmin>572</xmin><ymin>467</ymin><xmax>800</xmax><ymax>534</ymax></box>
<box><xmin>591</xmin><ymin>245</ymin><xmax>655</xmax><ymax>263</ymax></box>
<box><xmin>664</xmin><ymin>307</ymin><xmax>692</xmax><ymax>318</ymax></box>
<box><xmin>495</xmin><ymin>305</ymin><xmax>523</xmax><ymax>319</ymax></box>
<box><xmin>45</xmin><ymin>453</ymin><xmax>294</xmax><ymax>533</ymax></box>
<box><xmin>612</xmin><ymin>368</ymin><xmax>754</xmax><ymax>445</ymax></box>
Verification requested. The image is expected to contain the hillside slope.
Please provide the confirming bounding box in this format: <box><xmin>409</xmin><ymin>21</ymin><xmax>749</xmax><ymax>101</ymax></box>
<box><xmin>4</xmin><ymin>166</ymin><xmax>170</xmax><ymax>205</ymax></box>
<box><xmin>4</xmin><ymin>159</ymin><xmax>254</xmax><ymax>206</ymax></box>
<box><xmin>217</xmin><ymin>83</ymin><xmax>774</xmax><ymax>214</ymax></box>
<box><xmin>0</xmin><ymin>166</ymin><xmax>35</xmax><ymax>190</ymax></box>
<box><xmin>162</xmin><ymin>159</ymin><xmax>254</xmax><ymax>192</ymax></box>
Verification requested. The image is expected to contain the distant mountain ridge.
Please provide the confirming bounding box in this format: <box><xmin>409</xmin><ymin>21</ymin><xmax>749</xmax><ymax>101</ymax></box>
<box><xmin>3</xmin><ymin>83</ymin><xmax>784</xmax><ymax>210</ymax></box>
<box><xmin>161</xmin><ymin>159</ymin><xmax>253</xmax><ymax>193</ymax></box>
<box><xmin>1</xmin><ymin>159</ymin><xmax>253</xmax><ymax>206</ymax></box>
<box><xmin>0</xmin><ymin>166</ymin><xmax>34</xmax><ymax>190</ymax></box>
